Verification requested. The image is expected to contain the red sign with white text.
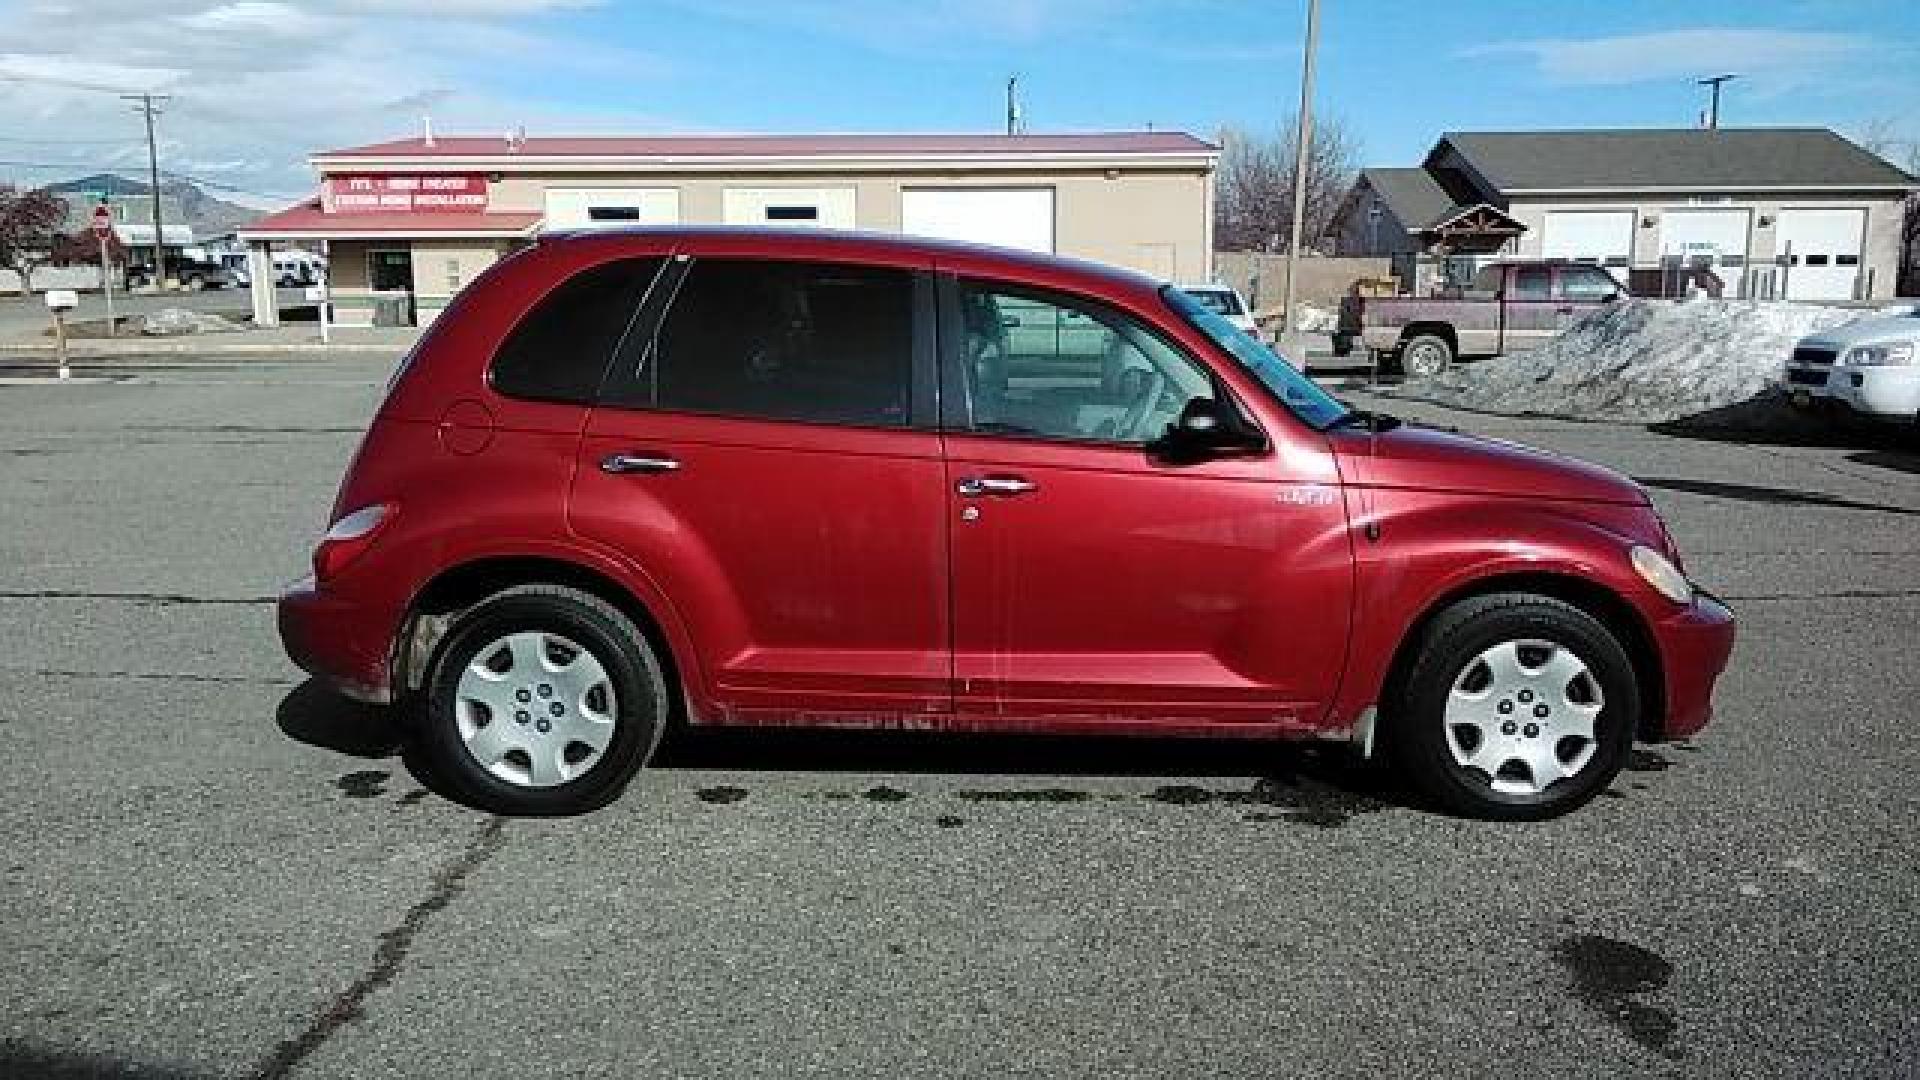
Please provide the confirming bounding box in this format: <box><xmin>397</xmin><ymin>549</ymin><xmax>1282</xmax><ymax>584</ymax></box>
<box><xmin>325</xmin><ymin>174</ymin><xmax>488</xmax><ymax>213</ymax></box>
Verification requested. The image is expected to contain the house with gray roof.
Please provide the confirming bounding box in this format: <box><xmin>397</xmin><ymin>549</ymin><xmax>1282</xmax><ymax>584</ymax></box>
<box><xmin>1330</xmin><ymin>128</ymin><xmax>1914</xmax><ymax>301</ymax></box>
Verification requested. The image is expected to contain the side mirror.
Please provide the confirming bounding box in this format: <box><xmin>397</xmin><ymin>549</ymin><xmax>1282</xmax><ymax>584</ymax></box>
<box><xmin>1150</xmin><ymin>396</ymin><xmax>1263</xmax><ymax>464</ymax></box>
<box><xmin>1603</xmin><ymin>291</ymin><xmax>1620</xmax><ymax>304</ymax></box>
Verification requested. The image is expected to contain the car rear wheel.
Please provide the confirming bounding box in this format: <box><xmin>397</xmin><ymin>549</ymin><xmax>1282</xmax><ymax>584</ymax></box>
<box><xmin>1397</xmin><ymin>333</ymin><xmax>1454</xmax><ymax>380</ymax></box>
<box><xmin>1387</xmin><ymin>593</ymin><xmax>1638</xmax><ymax>820</ymax></box>
<box><xmin>421</xmin><ymin>584</ymin><xmax>667</xmax><ymax>815</ymax></box>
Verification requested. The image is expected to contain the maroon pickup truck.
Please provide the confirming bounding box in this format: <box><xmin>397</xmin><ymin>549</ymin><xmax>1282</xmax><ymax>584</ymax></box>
<box><xmin>1339</xmin><ymin>262</ymin><xmax>1625</xmax><ymax>379</ymax></box>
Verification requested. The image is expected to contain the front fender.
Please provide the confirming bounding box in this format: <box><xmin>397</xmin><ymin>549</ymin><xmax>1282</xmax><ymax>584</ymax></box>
<box><xmin>1327</xmin><ymin>491</ymin><xmax>1665</xmax><ymax>733</ymax></box>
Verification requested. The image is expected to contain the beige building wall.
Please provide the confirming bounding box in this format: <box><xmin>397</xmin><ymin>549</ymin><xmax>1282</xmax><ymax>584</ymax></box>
<box><xmin>412</xmin><ymin>240</ymin><xmax>507</xmax><ymax>323</ymax></box>
<box><xmin>480</xmin><ymin>167</ymin><xmax>1211</xmax><ymax>280</ymax></box>
<box><xmin>1505</xmin><ymin>191</ymin><xmax>1907</xmax><ymax>300</ymax></box>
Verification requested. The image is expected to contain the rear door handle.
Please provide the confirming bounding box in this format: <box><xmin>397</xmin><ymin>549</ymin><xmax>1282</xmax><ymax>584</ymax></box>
<box><xmin>601</xmin><ymin>452</ymin><xmax>680</xmax><ymax>475</ymax></box>
<box><xmin>957</xmin><ymin>475</ymin><xmax>1036</xmax><ymax>497</ymax></box>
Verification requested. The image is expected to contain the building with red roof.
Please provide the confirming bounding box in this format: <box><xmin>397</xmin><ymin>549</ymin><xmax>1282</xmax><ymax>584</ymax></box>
<box><xmin>239</xmin><ymin>131</ymin><xmax>1219</xmax><ymax>328</ymax></box>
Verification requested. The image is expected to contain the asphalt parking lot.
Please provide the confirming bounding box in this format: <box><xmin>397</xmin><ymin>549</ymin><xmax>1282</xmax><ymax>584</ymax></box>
<box><xmin>2</xmin><ymin>356</ymin><xmax>1916</xmax><ymax>1079</ymax></box>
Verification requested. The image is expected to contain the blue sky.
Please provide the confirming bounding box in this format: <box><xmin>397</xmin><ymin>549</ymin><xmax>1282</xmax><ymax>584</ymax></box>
<box><xmin>1</xmin><ymin>0</ymin><xmax>1917</xmax><ymax>200</ymax></box>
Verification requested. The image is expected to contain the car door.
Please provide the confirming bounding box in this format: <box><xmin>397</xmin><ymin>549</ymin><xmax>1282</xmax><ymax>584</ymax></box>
<box><xmin>938</xmin><ymin>273</ymin><xmax>1352</xmax><ymax>730</ymax></box>
<box><xmin>1552</xmin><ymin>264</ymin><xmax>1622</xmax><ymax>329</ymax></box>
<box><xmin>1497</xmin><ymin>264</ymin><xmax>1558</xmax><ymax>353</ymax></box>
<box><xmin>570</xmin><ymin>253</ymin><xmax>951</xmax><ymax>722</ymax></box>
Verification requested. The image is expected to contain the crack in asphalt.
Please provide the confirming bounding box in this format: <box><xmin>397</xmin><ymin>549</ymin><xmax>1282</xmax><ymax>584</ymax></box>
<box><xmin>254</xmin><ymin>818</ymin><xmax>507</xmax><ymax>1080</ymax></box>
<box><xmin>1719</xmin><ymin>587</ymin><xmax>1920</xmax><ymax>603</ymax></box>
<box><xmin>0</xmin><ymin>589</ymin><xmax>274</xmax><ymax>606</ymax></box>
<box><xmin>1</xmin><ymin>667</ymin><xmax>295</xmax><ymax>688</ymax></box>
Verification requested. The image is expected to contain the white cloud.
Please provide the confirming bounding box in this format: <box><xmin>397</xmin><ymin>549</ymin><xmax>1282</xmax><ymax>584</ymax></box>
<box><xmin>0</xmin><ymin>0</ymin><xmax>666</xmax><ymax>200</ymax></box>
<box><xmin>1466</xmin><ymin>27</ymin><xmax>1873</xmax><ymax>88</ymax></box>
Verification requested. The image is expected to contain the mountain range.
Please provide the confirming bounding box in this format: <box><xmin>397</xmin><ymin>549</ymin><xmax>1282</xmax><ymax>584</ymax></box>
<box><xmin>45</xmin><ymin>174</ymin><xmax>262</xmax><ymax>237</ymax></box>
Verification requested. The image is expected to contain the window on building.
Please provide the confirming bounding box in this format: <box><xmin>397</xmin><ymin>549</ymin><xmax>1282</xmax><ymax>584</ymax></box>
<box><xmin>636</xmin><ymin>260</ymin><xmax>913</xmax><ymax>427</ymax></box>
<box><xmin>953</xmin><ymin>280</ymin><xmax>1215</xmax><ymax>445</ymax></box>
<box><xmin>587</xmin><ymin>206</ymin><xmax>642</xmax><ymax>222</ymax></box>
<box><xmin>1836</xmin><ymin>254</ymin><xmax>1860</xmax><ymax>266</ymax></box>
<box><xmin>1511</xmin><ymin>266</ymin><xmax>1551</xmax><ymax>301</ymax></box>
<box><xmin>765</xmin><ymin>206</ymin><xmax>820</xmax><ymax>222</ymax></box>
<box><xmin>489</xmin><ymin>257</ymin><xmax>663</xmax><ymax>405</ymax></box>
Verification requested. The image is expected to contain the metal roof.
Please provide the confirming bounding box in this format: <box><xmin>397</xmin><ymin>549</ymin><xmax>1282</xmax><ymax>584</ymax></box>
<box><xmin>317</xmin><ymin>131</ymin><xmax>1217</xmax><ymax>161</ymax></box>
<box><xmin>239</xmin><ymin>201</ymin><xmax>542</xmax><ymax>239</ymax></box>
<box><xmin>1432</xmin><ymin>128</ymin><xmax>1915</xmax><ymax>192</ymax></box>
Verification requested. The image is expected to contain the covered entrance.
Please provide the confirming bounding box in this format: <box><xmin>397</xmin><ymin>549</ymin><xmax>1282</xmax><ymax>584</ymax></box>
<box><xmin>367</xmin><ymin>249</ymin><xmax>416</xmax><ymax>326</ymax></box>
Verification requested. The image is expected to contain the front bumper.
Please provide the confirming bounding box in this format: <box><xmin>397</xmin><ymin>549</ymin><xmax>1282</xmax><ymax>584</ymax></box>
<box><xmin>1783</xmin><ymin>363</ymin><xmax>1920</xmax><ymax>421</ymax></box>
<box><xmin>1649</xmin><ymin>590</ymin><xmax>1736</xmax><ymax>740</ymax></box>
<box><xmin>278</xmin><ymin>575</ymin><xmax>397</xmax><ymax>704</ymax></box>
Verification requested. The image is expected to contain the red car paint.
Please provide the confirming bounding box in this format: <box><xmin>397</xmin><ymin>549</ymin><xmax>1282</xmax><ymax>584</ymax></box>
<box><xmin>279</xmin><ymin>228</ymin><xmax>1733</xmax><ymax>746</ymax></box>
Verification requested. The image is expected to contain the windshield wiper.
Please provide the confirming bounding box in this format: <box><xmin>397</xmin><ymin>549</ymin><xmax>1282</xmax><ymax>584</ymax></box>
<box><xmin>1328</xmin><ymin>409</ymin><xmax>1402</xmax><ymax>433</ymax></box>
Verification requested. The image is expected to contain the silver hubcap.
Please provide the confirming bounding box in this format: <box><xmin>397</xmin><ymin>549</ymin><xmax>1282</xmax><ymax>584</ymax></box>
<box><xmin>454</xmin><ymin>631</ymin><xmax>617</xmax><ymax>788</ymax></box>
<box><xmin>1406</xmin><ymin>342</ymin><xmax>1446</xmax><ymax>378</ymax></box>
<box><xmin>1444</xmin><ymin>639</ymin><xmax>1604</xmax><ymax>796</ymax></box>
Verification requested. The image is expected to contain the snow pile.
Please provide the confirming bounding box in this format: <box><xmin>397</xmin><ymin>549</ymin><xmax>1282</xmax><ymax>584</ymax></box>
<box><xmin>139</xmin><ymin>308</ymin><xmax>244</xmax><ymax>336</ymax></box>
<box><xmin>1397</xmin><ymin>297</ymin><xmax>1863</xmax><ymax>425</ymax></box>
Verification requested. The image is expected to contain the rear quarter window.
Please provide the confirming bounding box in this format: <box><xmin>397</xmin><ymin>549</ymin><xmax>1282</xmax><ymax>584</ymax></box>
<box><xmin>488</xmin><ymin>256</ymin><xmax>664</xmax><ymax>405</ymax></box>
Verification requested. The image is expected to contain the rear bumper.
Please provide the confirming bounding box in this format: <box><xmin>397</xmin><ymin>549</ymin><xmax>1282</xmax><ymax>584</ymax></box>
<box><xmin>278</xmin><ymin>576</ymin><xmax>397</xmax><ymax>704</ymax></box>
<box><xmin>1650</xmin><ymin>591</ymin><xmax>1736</xmax><ymax>740</ymax></box>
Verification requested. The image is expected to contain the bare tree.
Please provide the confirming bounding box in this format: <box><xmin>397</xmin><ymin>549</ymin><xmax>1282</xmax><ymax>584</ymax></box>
<box><xmin>1856</xmin><ymin>120</ymin><xmax>1920</xmax><ymax>295</ymax></box>
<box><xmin>0</xmin><ymin>184</ymin><xmax>66</xmax><ymax>293</ymax></box>
<box><xmin>1214</xmin><ymin>116</ymin><xmax>1360</xmax><ymax>253</ymax></box>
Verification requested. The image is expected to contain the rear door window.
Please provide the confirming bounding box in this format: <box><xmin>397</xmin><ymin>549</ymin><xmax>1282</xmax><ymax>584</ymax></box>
<box><xmin>1510</xmin><ymin>266</ymin><xmax>1550</xmax><ymax>301</ymax></box>
<box><xmin>490</xmin><ymin>257</ymin><xmax>663</xmax><ymax>404</ymax></box>
<box><xmin>617</xmin><ymin>259</ymin><xmax>917</xmax><ymax>428</ymax></box>
<box><xmin>1555</xmin><ymin>266</ymin><xmax>1620</xmax><ymax>301</ymax></box>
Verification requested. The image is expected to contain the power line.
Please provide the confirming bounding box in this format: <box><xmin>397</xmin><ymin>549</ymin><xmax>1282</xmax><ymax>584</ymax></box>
<box><xmin>124</xmin><ymin>93</ymin><xmax>170</xmax><ymax>281</ymax></box>
<box><xmin>0</xmin><ymin>158</ymin><xmax>299</xmax><ymax>202</ymax></box>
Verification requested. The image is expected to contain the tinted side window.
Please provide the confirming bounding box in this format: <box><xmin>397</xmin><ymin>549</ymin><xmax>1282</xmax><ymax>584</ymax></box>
<box><xmin>644</xmin><ymin>260</ymin><xmax>913</xmax><ymax>427</ymax></box>
<box><xmin>1557</xmin><ymin>266</ymin><xmax>1619</xmax><ymax>301</ymax></box>
<box><xmin>1510</xmin><ymin>266</ymin><xmax>1550</xmax><ymax>301</ymax></box>
<box><xmin>490</xmin><ymin>257</ymin><xmax>662</xmax><ymax>404</ymax></box>
<box><xmin>954</xmin><ymin>280</ymin><xmax>1215</xmax><ymax>445</ymax></box>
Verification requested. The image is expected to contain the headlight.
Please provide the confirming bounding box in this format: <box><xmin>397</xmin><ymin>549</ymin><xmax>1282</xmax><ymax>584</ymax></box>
<box><xmin>1842</xmin><ymin>343</ymin><xmax>1916</xmax><ymax>367</ymax></box>
<box><xmin>1630</xmin><ymin>545</ymin><xmax>1692</xmax><ymax>605</ymax></box>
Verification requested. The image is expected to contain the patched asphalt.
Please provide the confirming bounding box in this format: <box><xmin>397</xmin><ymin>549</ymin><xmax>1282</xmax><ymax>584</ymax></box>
<box><xmin>1</xmin><ymin>358</ymin><xmax>1915</xmax><ymax>1078</ymax></box>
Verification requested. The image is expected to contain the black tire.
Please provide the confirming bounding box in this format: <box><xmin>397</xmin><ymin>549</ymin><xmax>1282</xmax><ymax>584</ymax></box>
<box><xmin>1331</xmin><ymin>332</ymin><xmax>1354</xmax><ymax>358</ymax></box>
<box><xmin>1385</xmin><ymin>593</ymin><xmax>1639</xmax><ymax>821</ymax></box>
<box><xmin>420</xmin><ymin>584</ymin><xmax>668</xmax><ymax>815</ymax></box>
<box><xmin>1397</xmin><ymin>332</ymin><xmax>1454</xmax><ymax>380</ymax></box>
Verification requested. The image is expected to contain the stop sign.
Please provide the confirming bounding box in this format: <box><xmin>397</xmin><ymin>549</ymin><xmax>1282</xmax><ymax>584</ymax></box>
<box><xmin>91</xmin><ymin>204</ymin><xmax>112</xmax><ymax>238</ymax></box>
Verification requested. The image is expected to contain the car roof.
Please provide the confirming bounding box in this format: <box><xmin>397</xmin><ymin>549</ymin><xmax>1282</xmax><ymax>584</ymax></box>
<box><xmin>538</xmin><ymin>225</ymin><xmax>1167</xmax><ymax>297</ymax></box>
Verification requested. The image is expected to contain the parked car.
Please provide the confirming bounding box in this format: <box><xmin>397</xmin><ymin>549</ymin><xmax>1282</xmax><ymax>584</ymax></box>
<box><xmin>1181</xmin><ymin>285</ymin><xmax>1258</xmax><ymax>336</ymax></box>
<box><xmin>1342</xmin><ymin>261</ymin><xmax>1624</xmax><ymax>379</ymax></box>
<box><xmin>279</xmin><ymin>229</ymin><xmax>1733</xmax><ymax>820</ymax></box>
<box><xmin>1784</xmin><ymin>308</ymin><xmax>1920</xmax><ymax>425</ymax></box>
<box><xmin>125</xmin><ymin>254</ymin><xmax>234</xmax><ymax>291</ymax></box>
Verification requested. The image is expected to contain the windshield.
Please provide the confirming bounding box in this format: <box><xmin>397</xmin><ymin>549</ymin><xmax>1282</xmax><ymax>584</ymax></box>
<box><xmin>1184</xmin><ymin>288</ymin><xmax>1244</xmax><ymax>317</ymax></box>
<box><xmin>1161</xmin><ymin>285</ymin><xmax>1350</xmax><ymax>431</ymax></box>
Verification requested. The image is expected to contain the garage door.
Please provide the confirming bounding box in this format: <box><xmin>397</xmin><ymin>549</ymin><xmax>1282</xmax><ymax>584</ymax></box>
<box><xmin>721</xmin><ymin>187</ymin><xmax>856</xmax><ymax>229</ymax></box>
<box><xmin>900</xmin><ymin>188</ymin><xmax>1054</xmax><ymax>254</ymax></box>
<box><xmin>1541</xmin><ymin>210</ymin><xmax>1634</xmax><ymax>267</ymax></box>
<box><xmin>543</xmin><ymin>188</ymin><xmax>679</xmax><ymax>229</ymax></box>
<box><xmin>1776</xmin><ymin>208</ymin><xmax>1865</xmax><ymax>301</ymax></box>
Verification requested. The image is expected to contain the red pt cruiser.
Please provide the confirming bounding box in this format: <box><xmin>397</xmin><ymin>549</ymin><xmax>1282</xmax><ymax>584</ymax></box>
<box><xmin>280</xmin><ymin>228</ymin><xmax>1734</xmax><ymax>820</ymax></box>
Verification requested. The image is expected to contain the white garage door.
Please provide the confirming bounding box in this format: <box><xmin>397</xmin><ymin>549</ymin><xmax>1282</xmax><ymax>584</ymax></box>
<box><xmin>543</xmin><ymin>188</ymin><xmax>679</xmax><ymax>229</ymax></box>
<box><xmin>721</xmin><ymin>187</ymin><xmax>857</xmax><ymax>229</ymax></box>
<box><xmin>1541</xmin><ymin>210</ymin><xmax>1635</xmax><ymax>267</ymax></box>
<box><xmin>900</xmin><ymin>188</ymin><xmax>1055</xmax><ymax>253</ymax></box>
<box><xmin>1776</xmin><ymin>208</ymin><xmax>1865</xmax><ymax>301</ymax></box>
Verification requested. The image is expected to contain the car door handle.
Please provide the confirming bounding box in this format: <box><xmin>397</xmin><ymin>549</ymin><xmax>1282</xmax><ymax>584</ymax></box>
<box><xmin>601</xmin><ymin>452</ymin><xmax>681</xmax><ymax>475</ymax></box>
<box><xmin>956</xmin><ymin>475</ymin><xmax>1036</xmax><ymax>498</ymax></box>
<box><xmin>1555</xmin><ymin>305</ymin><xmax>1575</xmax><ymax>315</ymax></box>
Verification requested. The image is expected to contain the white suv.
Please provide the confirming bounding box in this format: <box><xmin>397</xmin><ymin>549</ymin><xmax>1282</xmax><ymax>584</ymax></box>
<box><xmin>1786</xmin><ymin>310</ymin><xmax>1920</xmax><ymax>424</ymax></box>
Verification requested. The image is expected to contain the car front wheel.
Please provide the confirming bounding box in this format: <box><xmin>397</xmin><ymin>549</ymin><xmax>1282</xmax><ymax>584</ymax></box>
<box><xmin>1387</xmin><ymin>593</ymin><xmax>1638</xmax><ymax>820</ymax></box>
<box><xmin>422</xmin><ymin>584</ymin><xmax>667</xmax><ymax>815</ymax></box>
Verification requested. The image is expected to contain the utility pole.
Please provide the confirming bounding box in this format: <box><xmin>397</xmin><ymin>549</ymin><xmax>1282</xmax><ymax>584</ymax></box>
<box><xmin>1278</xmin><ymin>0</ymin><xmax>1321</xmax><ymax>350</ymax></box>
<box><xmin>122</xmin><ymin>92</ymin><xmax>170</xmax><ymax>289</ymax></box>
<box><xmin>1698</xmin><ymin>74</ymin><xmax>1736</xmax><ymax>130</ymax></box>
